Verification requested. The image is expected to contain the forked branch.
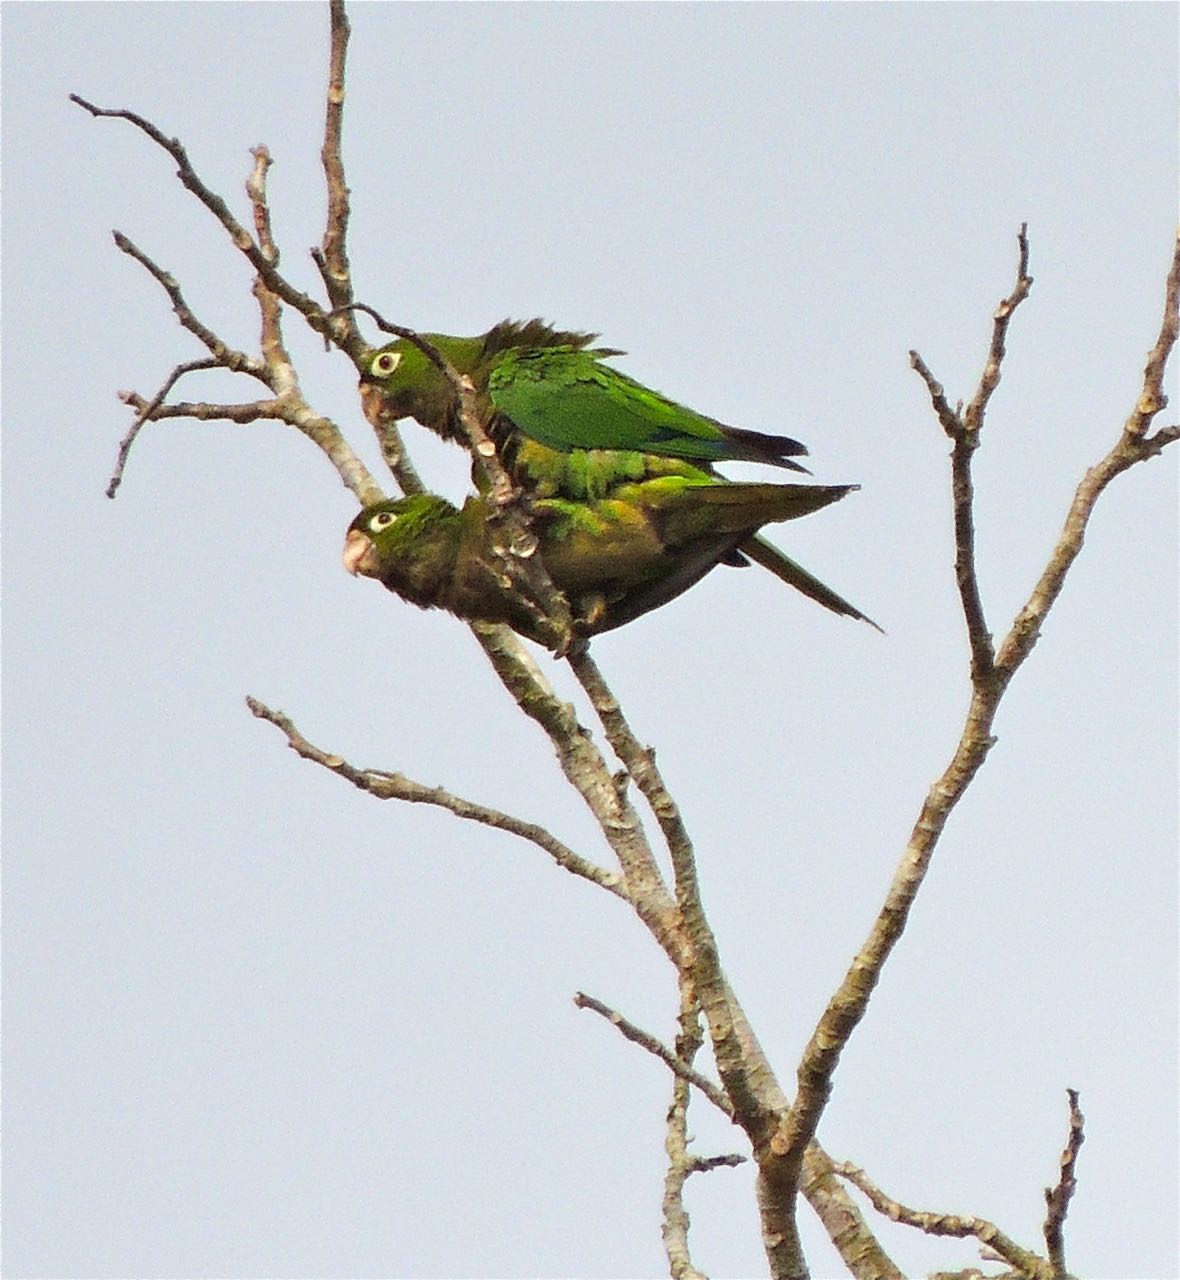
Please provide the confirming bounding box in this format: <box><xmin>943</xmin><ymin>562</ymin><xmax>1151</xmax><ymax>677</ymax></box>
<box><xmin>767</xmin><ymin>227</ymin><xmax>1179</xmax><ymax>1249</ymax></box>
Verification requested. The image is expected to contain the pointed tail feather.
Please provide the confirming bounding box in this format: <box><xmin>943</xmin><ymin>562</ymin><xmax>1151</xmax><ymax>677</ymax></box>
<box><xmin>691</xmin><ymin>481</ymin><xmax>858</xmax><ymax>527</ymax></box>
<box><xmin>740</xmin><ymin>535</ymin><xmax>883</xmax><ymax>631</ymax></box>
<box><xmin>717</xmin><ymin>422</ymin><xmax>811</xmax><ymax>472</ymax></box>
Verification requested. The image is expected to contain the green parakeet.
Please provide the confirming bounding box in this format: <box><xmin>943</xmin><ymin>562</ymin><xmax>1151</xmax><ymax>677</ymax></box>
<box><xmin>343</xmin><ymin>476</ymin><xmax>867</xmax><ymax>645</ymax></box>
<box><xmin>356</xmin><ymin>319</ymin><xmax>810</xmax><ymax>500</ymax></box>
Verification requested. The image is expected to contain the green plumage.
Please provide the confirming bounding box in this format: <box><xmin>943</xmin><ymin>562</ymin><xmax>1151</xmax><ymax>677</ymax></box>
<box><xmin>343</xmin><ymin>476</ymin><xmax>869</xmax><ymax>645</ymax></box>
<box><xmin>354</xmin><ymin>318</ymin><xmax>876</xmax><ymax>629</ymax></box>
<box><xmin>357</xmin><ymin>319</ymin><xmax>810</xmax><ymax>500</ymax></box>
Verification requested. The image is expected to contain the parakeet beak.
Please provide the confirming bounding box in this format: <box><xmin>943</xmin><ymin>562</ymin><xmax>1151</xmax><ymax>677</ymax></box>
<box><xmin>359</xmin><ymin>382</ymin><xmax>397</xmax><ymax>428</ymax></box>
<box><xmin>342</xmin><ymin>527</ymin><xmax>379</xmax><ymax>578</ymax></box>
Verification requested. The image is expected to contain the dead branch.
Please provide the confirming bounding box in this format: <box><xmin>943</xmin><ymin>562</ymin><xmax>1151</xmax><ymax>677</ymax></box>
<box><xmin>112</xmin><ymin>231</ymin><xmax>270</xmax><ymax>380</ymax></box>
<box><xmin>833</xmin><ymin>1161</ymin><xmax>1055</xmax><ymax>1280</ymax></box>
<box><xmin>313</xmin><ymin>0</ymin><xmax>359</xmax><ymax>340</ymax></box>
<box><xmin>662</xmin><ymin>981</ymin><xmax>725</xmax><ymax>1280</ymax></box>
<box><xmin>83</xmin><ymin>3</ymin><xmax>1177</xmax><ymax>1274</ymax></box>
<box><xmin>99</xmin><ymin>162</ymin><xmax>383</xmax><ymax>503</ymax></box>
<box><xmin>910</xmin><ymin>223</ymin><xmax>1035</xmax><ymax>678</ymax></box>
<box><xmin>1042</xmin><ymin>1089</ymin><xmax>1085</xmax><ymax>1274</ymax></box>
<box><xmin>70</xmin><ymin>93</ymin><xmax>364</xmax><ymax>361</ymax></box>
<box><xmin>769</xmin><ymin>227</ymin><xmax>1180</xmax><ymax>1237</ymax></box>
<box><xmin>566</xmin><ymin>644</ymin><xmax>803</xmax><ymax>1270</ymax></box>
<box><xmin>573</xmin><ymin>990</ymin><xmax>734</xmax><ymax>1118</ymax></box>
<box><xmin>107</xmin><ymin>357</ymin><xmax>222</xmax><ymax>497</ymax></box>
<box><xmin>245</xmin><ymin>696</ymin><xmax>624</xmax><ymax>895</ymax></box>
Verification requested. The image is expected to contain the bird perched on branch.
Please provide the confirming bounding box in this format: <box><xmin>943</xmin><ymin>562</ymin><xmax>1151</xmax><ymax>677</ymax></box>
<box><xmin>343</xmin><ymin>476</ymin><xmax>869</xmax><ymax>646</ymax></box>
<box><xmin>357</xmin><ymin>318</ymin><xmax>811</xmax><ymax>499</ymax></box>
<box><xmin>355</xmin><ymin>318</ymin><xmax>875</xmax><ymax>625</ymax></box>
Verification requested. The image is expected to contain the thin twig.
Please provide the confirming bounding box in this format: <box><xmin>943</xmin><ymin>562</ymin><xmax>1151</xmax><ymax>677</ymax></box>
<box><xmin>1125</xmin><ymin>227</ymin><xmax>1180</xmax><ymax>439</ymax></box>
<box><xmin>662</xmin><ymin>984</ymin><xmax>707</xmax><ymax>1280</ymax></box>
<box><xmin>1042</xmin><ymin>1089</ymin><xmax>1084</xmax><ymax>1274</ymax></box>
<box><xmin>911</xmin><ymin>227</ymin><xmax>1033</xmax><ymax>676</ymax></box>
<box><xmin>690</xmin><ymin>1153</ymin><xmax>746</xmax><ymax>1174</ymax></box>
<box><xmin>71</xmin><ymin>93</ymin><xmax>366</xmax><ymax>363</ymax></box>
<box><xmin>110</xmin><ymin>227</ymin><xmax>385</xmax><ymax>505</ymax></box>
<box><xmin>246</xmin><ymin>697</ymin><xmax>624</xmax><ymax>895</ymax></box>
<box><xmin>660</xmin><ymin>981</ymin><xmax>731</xmax><ymax>1280</ymax></box>
<box><xmin>112</xmin><ymin>231</ymin><xmax>270</xmax><ymax>381</ymax></box>
<box><xmin>996</xmin><ymin>227</ymin><xmax>1180</xmax><ymax>676</ymax></box>
<box><xmin>313</xmin><ymin>0</ymin><xmax>359</xmax><ymax>343</ymax></box>
<box><xmin>833</xmin><ymin>1162</ymin><xmax>1054</xmax><ymax>1280</ymax></box>
<box><xmin>908</xmin><ymin>350</ymin><xmax>962</xmax><ymax>437</ymax></box>
<box><xmin>963</xmin><ymin>223</ymin><xmax>1034</xmax><ymax>433</ymax></box>
<box><xmin>245</xmin><ymin>145</ymin><xmax>292</xmax><ymax>374</ymax></box>
<box><xmin>573</xmin><ymin>991</ymin><xmax>733</xmax><ymax>1118</ymax></box>
<box><xmin>107</xmin><ymin>358</ymin><xmax>221</xmax><ymax>497</ymax></box>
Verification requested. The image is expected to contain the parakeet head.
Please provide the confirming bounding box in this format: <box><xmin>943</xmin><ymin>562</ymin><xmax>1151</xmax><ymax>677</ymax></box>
<box><xmin>342</xmin><ymin>494</ymin><xmax>459</xmax><ymax>579</ymax></box>
<box><xmin>356</xmin><ymin>339</ymin><xmax>444</xmax><ymax>424</ymax></box>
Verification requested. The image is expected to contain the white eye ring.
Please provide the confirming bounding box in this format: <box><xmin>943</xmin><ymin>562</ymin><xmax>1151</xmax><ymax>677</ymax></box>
<box><xmin>370</xmin><ymin>511</ymin><xmax>397</xmax><ymax>531</ymax></box>
<box><xmin>371</xmin><ymin>351</ymin><xmax>402</xmax><ymax>377</ymax></box>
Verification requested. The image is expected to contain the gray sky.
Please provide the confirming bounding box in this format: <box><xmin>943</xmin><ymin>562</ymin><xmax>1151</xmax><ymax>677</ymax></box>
<box><xmin>3</xmin><ymin>3</ymin><xmax>1177</xmax><ymax>1277</ymax></box>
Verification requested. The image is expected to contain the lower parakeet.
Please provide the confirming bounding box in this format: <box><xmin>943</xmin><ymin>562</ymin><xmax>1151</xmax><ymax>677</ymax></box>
<box><xmin>342</xmin><ymin>476</ymin><xmax>875</xmax><ymax>646</ymax></box>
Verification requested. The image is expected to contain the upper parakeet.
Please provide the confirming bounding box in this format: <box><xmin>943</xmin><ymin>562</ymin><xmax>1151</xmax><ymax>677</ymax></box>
<box><xmin>356</xmin><ymin>319</ymin><xmax>811</xmax><ymax>500</ymax></box>
<box><xmin>343</xmin><ymin>475</ymin><xmax>867</xmax><ymax>646</ymax></box>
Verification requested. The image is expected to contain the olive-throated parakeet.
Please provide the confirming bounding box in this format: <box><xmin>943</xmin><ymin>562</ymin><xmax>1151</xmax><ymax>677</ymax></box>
<box><xmin>356</xmin><ymin>319</ymin><xmax>811</xmax><ymax>500</ymax></box>
<box><xmin>343</xmin><ymin>476</ymin><xmax>864</xmax><ymax>645</ymax></box>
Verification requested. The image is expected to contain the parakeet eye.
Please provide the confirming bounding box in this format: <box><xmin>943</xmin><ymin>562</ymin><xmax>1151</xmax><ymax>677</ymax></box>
<box><xmin>371</xmin><ymin>351</ymin><xmax>402</xmax><ymax>377</ymax></box>
<box><xmin>369</xmin><ymin>510</ymin><xmax>398</xmax><ymax>531</ymax></box>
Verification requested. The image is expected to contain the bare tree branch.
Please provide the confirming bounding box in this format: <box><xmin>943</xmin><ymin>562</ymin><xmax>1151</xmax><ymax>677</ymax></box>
<box><xmin>566</xmin><ymin>646</ymin><xmax>811</xmax><ymax>1275</ymax></box>
<box><xmin>245</xmin><ymin>696</ymin><xmax>625</xmax><ymax>895</ymax></box>
<box><xmin>245</xmin><ymin>145</ymin><xmax>292</xmax><ymax>374</ymax></box>
<box><xmin>964</xmin><ymin>224</ymin><xmax>1034</xmax><ymax>434</ymax></box>
<box><xmin>471</xmin><ymin>626</ymin><xmax>676</xmax><ymax>928</ymax></box>
<box><xmin>107</xmin><ymin>357</ymin><xmax>222</xmax><ymax>497</ymax></box>
<box><xmin>565</xmin><ymin>650</ymin><xmax>743</xmax><ymax>1100</ymax></box>
<box><xmin>799</xmin><ymin>1147</ymin><xmax>904</xmax><ymax>1280</ymax></box>
<box><xmin>1125</xmin><ymin>227</ymin><xmax>1179</xmax><ymax>440</ymax></box>
<box><xmin>911</xmin><ymin>226</ymin><xmax>1034</xmax><ymax>678</ymax></box>
<box><xmin>103</xmin><ymin>179</ymin><xmax>384</xmax><ymax>505</ymax></box>
<box><xmin>691</xmin><ymin>1153</ymin><xmax>747</xmax><ymax>1174</ymax></box>
<box><xmin>833</xmin><ymin>1162</ymin><xmax>1055</xmax><ymax>1280</ymax></box>
<box><xmin>112</xmin><ymin>231</ymin><xmax>270</xmax><ymax>381</ymax></box>
<box><xmin>771</xmin><ymin>227</ymin><xmax>1180</xmax><ymax>1225</ymax></box>
<box><xmin>312</xmin><ymin>0</ymin><xmax>359</xmax><ymax>345</ymax></box>
<box><xmin>1042</xmin><ymin>1089</ymin><xmax>1084</xmax><ymax>1274</ymax></box>
<box><xmin>997</xmin><ymin>226</ymin><xmax>1180</xmax><ymax>675</ymax></box>
<box><xmin>574</xmin><ymin>990</ymin><xmax>734</xmax><ymax>1119</ymax></box>
<box><xmin>665</xmin><ymin>1117</ymin><xmax>709</xmax><ymax>1280</ymax></box>
<box><xmin>314</xmin><ymin>5</ymin><xmax>412</xmax><ymax>486</ymax></box>
<box><xmin>117</xmin><ymin>386</ymin><xmax>383</xmax><ymax>506</ymax></box>
<box><xmin>663</xmin><ymin>982</ymin><xmax>725</xmax><ymax>1280</ymax></box>
<box><xmin>71</xmin><ymin>93</ymin><xmax>367</xmax><ymax>362</ymax></box>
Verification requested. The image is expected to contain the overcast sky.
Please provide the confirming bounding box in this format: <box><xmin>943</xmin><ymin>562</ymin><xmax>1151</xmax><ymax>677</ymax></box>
<box><xmin>3</xmin><ymin>4</ymin><xmax>1177</xmax><ymax>1278</ymax></box>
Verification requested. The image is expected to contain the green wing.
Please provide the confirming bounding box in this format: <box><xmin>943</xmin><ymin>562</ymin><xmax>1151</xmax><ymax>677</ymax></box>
<box><xmin>488</xmin><ymin>347</ymin><xmax>809</xmax><ymax>470</ymax></box>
